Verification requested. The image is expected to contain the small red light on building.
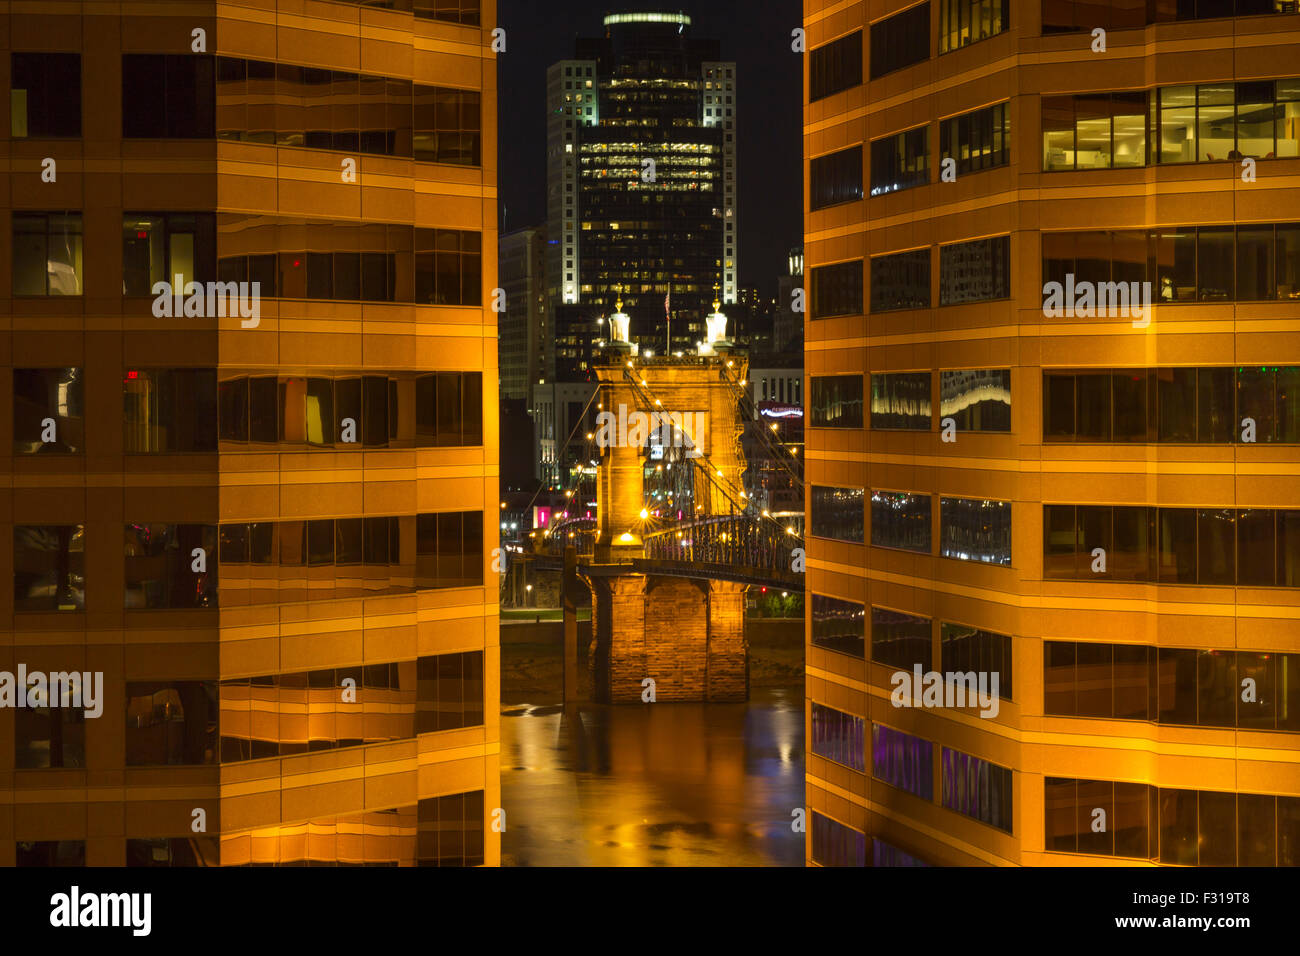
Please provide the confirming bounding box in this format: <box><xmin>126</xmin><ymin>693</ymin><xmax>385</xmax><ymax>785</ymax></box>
<box><xmin>136</xmin><ymin>231</ymin><xmax>148</xmax><ymax>239</ymax></box>
<box><xmin>126</xmin><ymin>370</ymin><xmax>138</xmax><ymax>379</ymax></box>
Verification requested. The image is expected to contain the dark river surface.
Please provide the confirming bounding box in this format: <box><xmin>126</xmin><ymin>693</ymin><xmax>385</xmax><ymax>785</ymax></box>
<box><xmin>500</xmin><ymin>686</ymin><xmax>805</xmax><ymax>866</ymax></box>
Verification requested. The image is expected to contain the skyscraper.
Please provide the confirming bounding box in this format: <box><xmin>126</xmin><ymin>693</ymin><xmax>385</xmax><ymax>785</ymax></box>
<box><xmin>533</xmin><ymin>11</ymin><xmax>738</xmax><ymax>486</ymax></box>
<box><xmin>804</xmin><ymin>0</ymin><xmax>1300</xmax><ymax>866</ymax></box>
<box><xmin>4</xmin><ymin>0</ymin><xmax>498</xmax><ymax>866</ymax></box>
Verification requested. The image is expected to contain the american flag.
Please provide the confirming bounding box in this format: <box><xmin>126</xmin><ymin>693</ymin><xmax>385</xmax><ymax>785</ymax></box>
<box><xmin>664</xmin><ymin>287</ymin><xmax>670</xmax><ymax>316</ymax></box>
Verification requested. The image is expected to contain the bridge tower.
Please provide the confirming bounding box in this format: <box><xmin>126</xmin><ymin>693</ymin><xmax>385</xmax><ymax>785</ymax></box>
<box><xmin>580</xmin><ymin>300</ymin><xmax>752</xmax><ymax>702</ymax></box>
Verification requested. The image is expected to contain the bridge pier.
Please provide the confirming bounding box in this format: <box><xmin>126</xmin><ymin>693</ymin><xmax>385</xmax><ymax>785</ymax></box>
<box><xmin>588</xmin><ymin>573</ymin><xmax>748</xmax><ymax>702</ymax></box>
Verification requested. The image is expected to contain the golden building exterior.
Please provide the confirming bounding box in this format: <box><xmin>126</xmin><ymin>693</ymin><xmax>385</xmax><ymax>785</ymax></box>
<box><xmin>1</xmin><ymin>0</ymin><xmax>498</xmax><ymax>866</ymax></box>
<box><xmin>804</xmin><ymin>0</ymin><xmax>1300</xmax><ymax>866</ymax></box>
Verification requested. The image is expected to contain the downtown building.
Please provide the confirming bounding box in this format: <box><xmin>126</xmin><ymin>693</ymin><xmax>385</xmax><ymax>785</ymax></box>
<box><xmin>804</xmin><ymin>0</ymin><xmax>1300</xmax><ymax>866</ymax></box>
<box><xmin>533</xmin><ymin>10</ymin><xmax>738</xmax><ymax>486</ymax></box>
<box><xmin>2</xmin><ymin>0</ymin><xmax>499</xmax><ymax>866</ymax></box>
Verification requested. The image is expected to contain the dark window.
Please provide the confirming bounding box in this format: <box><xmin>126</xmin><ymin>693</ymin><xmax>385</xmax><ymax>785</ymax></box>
<box><xmin>122</xmin><ymin>54</ymin><xmax>215</xmax><ymax>138</ymax></box>
<box><xmin>123</xmin><ymin>368</ymin><xmax>219</xmax><ymax>453</ymax></box>
<box><xmin>417</xmin><ymin>790</ymin><xmax>485</xmax><ymax>866</ymax></box>
<box><xmin>811</xmin><ymin>593</ymin><xmax>866</xmax><ymax>658</ymax></box>
<box><xmin>809</xmin><ymin>31</ymin><xmax>863</xmax><ymax>102</ymax></box>
<box><xmin>414</xmin><ymin>0</ymin><xmax>481</xmax><ymax>27</ymax></box>
<box><xmin>416</xmin><ymin>229</ymin><xmax>481</xmax><ymax>306</ymax></box>
<box><xmin>810</xmin><ymin>260</ymin><xmax>863</xmax><ymax>318</ymax></box>
<box><xmin>122</xmin><ymin>213</ymin><xmax>217</xmax><ymax>296</ymax></box>
<box><xmin>810</xmin><ymin>145</ymin><xmax>863</xmax><ymax>210</ymax></box>
<box><xmin>415</xmin><ymin>511</ymin><xmax>483</xmax><ymax>589</ymax></box>
<box><xmin>16</xmin><ymin>702</ymin><xmax>86</xmax><ymax>769</ymax></box>
<box><xmin>942</xmin><ymin>747</ymin><xmax>1012</xmax><ymax>832</ymax></box>
<box><xmin>414</xmin><ymin>86</ymin><xmax>480</xmax><ymax>165</ymax></box>
<box><xmin>872</xmin><ymin>724</ymin><xmax>934</xmax><ymax>799</ymax></box>
<box><xmin>124</xmin><ymin>524</ymin><xmax>218</xmax><ymax>609</ymax></box>
<box><xmin>870</xmin><ymin>249</ymin><xmax>930</xmax><ymax>311</ymax></box>
<box><xmin>809</xmin><ymin>375</ymin><xmax>863</xmax><ymax>428</ymax></box>
<box><xmin>16</xmin><ymin>841</ymin><xmax>86</xmax><ymax>866</ymax></box>
<box><xmin>810</xmin><ymin>702</ymin><xmax>865</xmax><ymax>772</ymax></box>
<box><xmin>941</xmin><ymin>623</ymin><xmax>1012</xmax><ymax>699</ymax></box>
<box><xmin>938</xmin><ymin>0</ymin><xmax>1009</xmax><ymax>52</ymax></box>
<box><xmin>125</xmin><ymin>682</ymin><xmax>218</xmax><ymax>765</ymax></box>
<box><xmin>940</xmin><ymin>235</ymin><xmax>1010</xmax><ymax>304</ymax></box>
<box><xmin>14</xmin><ymin>525</ymin><xmax>84</xmax><ymax>612</ymax></box>
<box><xmin>811</xmin><ymin>485</ymin><xmax>865</xmax><ymax>542</ymax></box>
<box><xmin>940</xmin><ymin>101</ymin><xmax>1010</xmax><ymax>175</ymax></box>
<box><xmin>940</xmin><ymin>369</ymin><xmax>1011</xmax><ymax>432</ymax></box>
<box><xmin>13</xmin><ymin>368</ymin><xmax>84</xmax><ymax>454</ymax></box>
<box><xmin>11</xmin><ymin>53</ymin><xmax>81</xmax><ymax>137</ymax></box>
<box><xmin>870</xmin><ymin>126</ymin><xmax>928</xmax><ymax>196</ymax></box>
<box><xmin>870</xmin><ymin>3</ymin><xmax>931</xmax><ymax>79</ymax></box>
<box><xmin>871</xmin><ymin>490</ymin><xmax>931</xmax><ymax>553</ymax></box>
<box><xmin>872</xmin><ymin>606</ymin><xmax>932</xmax><ymax>671</ymax></box>
<box><xmin>416</xmin><ymin>651</ymin><xmax>485</xmax><ymax>733</ymax></box>
<box><xmin>126</xmin><ymin>837</ymin><xmax>219</xmax><ymax>867</ymax></box>
<box><xmin>870</xmin><ymin>372</ymin><xmax>931</xmax><ymax>430</ymax></box>
<box><xmin>810</xmin><ymin>812</ymin><xmax>867</xmax><ymax>866</ymax></box>
<box><xmin>940</xmin><ymin>497</ymin><xmax>1011</xmax><ymax>565</ymax></box>
<box><xmin>12</xmin><ymin>212</ymin><xmax>82</xmax><ymax>296</ymax></box>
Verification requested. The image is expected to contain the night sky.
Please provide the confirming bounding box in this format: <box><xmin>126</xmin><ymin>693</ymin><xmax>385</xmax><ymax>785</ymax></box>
<box><xmin>495</xmin><ymin>0</ymin><xmax>802</xmax><ymax>292</ymax></box>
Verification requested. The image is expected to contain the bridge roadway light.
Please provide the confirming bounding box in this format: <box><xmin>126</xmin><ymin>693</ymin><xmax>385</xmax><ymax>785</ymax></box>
<box><xmin>639</xmin><ymin>508</ymin><xmax>649</xmax><ymax>520</ymax></box>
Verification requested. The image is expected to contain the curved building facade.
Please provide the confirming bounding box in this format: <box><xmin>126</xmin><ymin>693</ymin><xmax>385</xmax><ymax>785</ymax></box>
<box><xmin>2</xmin><ymin>0</ymin><xmax>497</xmax><ymax>866</ymax></box>
<box><xmin>804</xmin><ymin>0</ymin><xmax>1300</xmax><ymax>866</ymax></box>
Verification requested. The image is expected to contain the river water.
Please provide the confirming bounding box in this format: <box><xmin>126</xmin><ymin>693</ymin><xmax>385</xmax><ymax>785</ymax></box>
<box><xmin>500</xmin><ymin>686</ymin><xmax>805</xmax><ymax>866</ymax></box>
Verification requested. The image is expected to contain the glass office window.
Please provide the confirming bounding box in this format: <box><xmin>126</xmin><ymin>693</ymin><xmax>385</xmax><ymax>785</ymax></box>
<box><xmin>809</xmin><ymin>375</ymin><xmax>864</xmax><ymax>428</ymax></box>
<box><xmin>12</xmin><ymin>212</ymin><xmax>83</xmax><ymax>296</ymax></box>
<box><xmin>14</xmin><ymin>525</ymin><xmax>85</xmax><ymax>612</ymax></box>
<box><xmin>940</xmin><ymin>101</ymin><xmax>1010</xmax><ymax>174</ymax></box>
<box><xmin>1042</xmin><ymin>92</ymin><xmax>1148</xmax><ymax>170</ymax></box>
<box><xmin>126</xmin><ymin>837</ymin><xmax>220</xmax><ymax>867</ymax></box>
<box><xmin>125</xmin><ymin>681</ymin><xmax>218</xmax><ymax>765</ymax></box>
<box><xmin>810</xmin><ymin>812</ymin><xmax>867</xmax><ymax>867</ymax></box>
<box><xmin>942</xmin><ymin>748</ymin><xmax>1013</xmax><ymax>832</ymax></box>
<box><xmin>940</xmin><ymin>369</ymin><xmax>1011</xmax><ymax>431</ymax></box>
<box><xmin>810</xmin><ymin>145</ymin><xmax>864</xmax><ymax>210</ymax></box>
<box><xmin>415</xmin><ymin>229</ymin><xmax>481</xmax><ymax>305</ymax></box>
<box><xmin>15</xmin><ymin>705</ymin><xmax>86</xmax><ymax>769</ymax></box>
<box><xmin>416</xmin><ymin>651</ymin><xmax>485</xmax><ymax>733</ymax></box>
<box><xmin>872</xmin><ymin>724</ymin><xmax>934</xmax><ymax>799</ymax></box>
<box><xmin>414</xmin><ymin>0</ymin><xmax>481</xmax><ymax>26</ymax></box>
<box><xmin>870</xmin><ymin>491</ymin><xmax>931</xmax><ymax>553</ymax></box>
<box><xmin>13</xmin><ymin>368</ymin><xmax>84</xmax><ymax>454</ymax></box>
<box><xmin>417</xmin><ymin>790</ymin><xmax>485</xmax><ymax>866</ymax></box>
<box><xmin>811</xmin><ymin>593</ymin><xmax>866</xmax><ymax>658</ymax></box>
<box><xmin>810</xmin><ymin>486</ymin><xmax>865</xmax><ymax>542</ymax></box>
<box><xmin>809</xmin><ymin>31</ymin><xmax>863</xmax><ymax>102</ymax></box>
<box><xmin>870</xmin><ymin>126</ymin><xmax>928</xmax><ymax>196</ymax></box>
<box><xmin>124</xmin><ymin>524</ymin><xmax>218</xmax><ymax>609</ymax></box>
<box><xmin>938</xmin><ymin>0</ymin><xmax>1008</xmax><ymax>52</ymax></box>
<box><xmin>123</xmin><ymin>368</ymin><xmax>219</xmax><ymax>453</ymax></box>
<box><xmin>940</xmin><ymin>235</ymin><xmax>1010</xmax><ymax>304</ymax></box>
<box><xmin>870</xmin><ymin>372</ymin><xmax>931</xmax><ymax>430</ymax></box>
<box><xmin>16</xmin><ymin>841</ymin><xmax>86</xmax><ymax>866</ymax></box>
<box><xmin>871</xmin><ymin>606</ymin><xmax>932</xmax><ymax>671</ymax></box>
<box><xmin>941</xmin><ymin>623</ymin><xmax>1013</xmax><ymax>699</ymax></box>
<box><xmin>940</xmin><ymin>497</ymin><xmax>1011</xmax><ymax>565</ymax></box>
<box><xmin>810</xmin><ymin>702</ymin><xmax>866</xmax><ymax>772</ymax></box>
<box><xmin>872</xmin><ymin>838</ymin><xmax>929</xmax><ymax>866</ymax></box>
<box><xmin>870</xmin><ymin>249</ymin><xmax>930</xmax><ymax>311</ymax></box>
<box><xmin>870</xmin><ymin>3</ymin><xmax>931</xmax><ymax>79</ymax></box>
<box><xmin>810</xmin><ymin>260</ymin><xmax>863</xmax><ymax>318</ymax></box>
<box><xmin>122</xmin><ymin>213</ymin><xmax>216</xmax><ymax>296</ymax></box>
<box><xmin>122</xmin><ymin>54</ymin><xmax>215</xmax><ymax>138</ymax></box>
<box><xmin>414</xmin><ymin>85</ymin><xmax>481</xmax><ymax>165</ymax></box>
<box><xmin>10</xmin><ymin>53</ymin><xmax>81</xmax><ymax>138</ymax></box>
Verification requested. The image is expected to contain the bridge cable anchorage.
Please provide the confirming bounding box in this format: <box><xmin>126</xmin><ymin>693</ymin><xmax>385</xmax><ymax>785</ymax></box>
<box><xmin>616</xmin><ymin>364</ymin><xmax>804</xmax><ymax>548</ymax></box>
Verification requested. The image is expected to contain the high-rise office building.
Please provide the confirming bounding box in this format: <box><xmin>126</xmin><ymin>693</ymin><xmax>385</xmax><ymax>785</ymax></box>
<box><xmin>532</xmin><ymin>11</ymin><xmax>739</xmax><ymax>486</ymax></box>
<box><xmin>804</xmin><ymin>0</ymin><xmax>1300</xmax><ymax>866</ymax></box>
<box><xmin>499</xmin><ymin>225</ymin><xmax>546</xmax><ymax>402</ymax></box>
<box><xmin>3</xmin><ymin>0</ymin><xmax>498</xmax><ymax>866</ymax></box>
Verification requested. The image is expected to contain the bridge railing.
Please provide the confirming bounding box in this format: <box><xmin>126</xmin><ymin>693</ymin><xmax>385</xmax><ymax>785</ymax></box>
<box><xmin>539</xmin><ymin>518</ymin><xmax>597</xmax><ymax>556</ymax></box>
<box><xmin>641</xmin><ymin>513</ymin><xmax>799</xmax><ymax>572</ymax></box>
